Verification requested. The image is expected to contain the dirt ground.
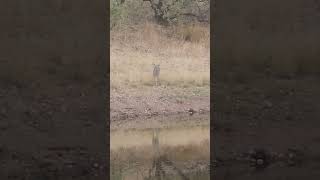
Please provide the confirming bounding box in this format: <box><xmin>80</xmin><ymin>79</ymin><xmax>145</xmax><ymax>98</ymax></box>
<box><xmin>213</xmin><ymin>73</ymin><xmax>320</xmax><ymax>179</ymax></box>
<box><xmin>0</xmin><ymin>2</ymin><xmax>108</xmax><ymax>179</ymax></box>
<box><xmin>0</xmin><ymin>81</ymin><xmax>108</xmax><ymax>180</ymax></box>
<box><xmin>110</xmin><ymin>86</ymin><xmax>210</xmax><ymax>124</ymax></box>
<box><xmin>111</xmin><ymin>113</ymin><xmax>210</xmax><ymax>131</ymax></box>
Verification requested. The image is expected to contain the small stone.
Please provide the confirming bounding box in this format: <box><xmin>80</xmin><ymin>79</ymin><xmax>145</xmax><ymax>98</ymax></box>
<box><xmin>257</xmin><ymin>159</ymin><xmax>264</xmax><ymax>165</ymax></box>
<box><xmin>93</xmin><ymin>163</ymin><xmax>99</xmax><ymax>168</ymax></box>
<box><xmin>288</xmin><ymin>153</ymin><xmax>295</xmax><ymax>159</ymax></box>
<box><xmin>187</xmin><ymin>108</ymin><xmax>196</xmax><ymax>115</ymax></box>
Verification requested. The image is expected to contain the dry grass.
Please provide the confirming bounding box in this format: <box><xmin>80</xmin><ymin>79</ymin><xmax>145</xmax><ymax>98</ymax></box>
<box><xmin>111</xmin><ymin>22</ymin><xmax>210</xmax><ymax>89</ymax></box>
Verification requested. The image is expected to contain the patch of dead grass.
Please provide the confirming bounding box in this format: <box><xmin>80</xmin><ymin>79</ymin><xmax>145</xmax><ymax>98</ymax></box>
<box><xmin>111</xmin><ymin>22</ymin><xmax>210</xmax><ymax>89</ymax></box>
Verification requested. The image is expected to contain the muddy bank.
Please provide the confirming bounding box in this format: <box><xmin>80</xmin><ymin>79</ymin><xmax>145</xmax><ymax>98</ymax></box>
<box><xmin>110</xmin><ymin>83</ymin><xmax>210</xmax><ymax>180</ymax></box>
<box><xmin>111</xmin><ymin>112</ymin><xmax>210</xmax><ymax>130</ymax></box>
<box><xmin>110</xmin><ymin>86</ymin><xmax>210</xmax><ymax>122</ymax></box>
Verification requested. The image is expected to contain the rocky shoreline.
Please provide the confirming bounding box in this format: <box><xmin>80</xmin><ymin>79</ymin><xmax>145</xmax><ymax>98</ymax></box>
<box><xmin>110</xmin><ymin>86</ymin><xmax>210</xmax><ymax>123</ymax></box>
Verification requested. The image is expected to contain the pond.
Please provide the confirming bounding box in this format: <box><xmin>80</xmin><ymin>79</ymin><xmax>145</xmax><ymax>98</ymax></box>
<box><xmin>110</xmin><ymin>115</ymin><xmax>210</xmax><ymax>180</ymax></box>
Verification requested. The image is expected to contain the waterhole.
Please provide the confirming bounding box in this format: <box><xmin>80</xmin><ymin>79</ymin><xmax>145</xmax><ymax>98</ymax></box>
<box><xmin>111</xmin><ymin>115</ymin><xmax>210</xmax><ymax>180</ymax></box>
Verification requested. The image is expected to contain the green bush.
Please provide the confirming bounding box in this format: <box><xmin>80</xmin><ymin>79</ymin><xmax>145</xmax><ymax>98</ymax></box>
<box><xmin>110</xmin><ymin>0</ymin><xmax>152</xmax><ymax>29</ymax></box>
<box><xmin>110</xmin><ymin>0</ymin><xmax>209</xmax><ymax>28</ymax></box>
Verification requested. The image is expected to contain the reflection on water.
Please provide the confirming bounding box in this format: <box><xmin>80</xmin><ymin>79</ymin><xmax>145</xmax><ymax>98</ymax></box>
<box><xmin>111</xmin><ymin>119</ymin><xmax>210</xmax><ymax>180</ymax></box>
<box><xmin>111</xmin><ymin>126</ymin><xmax>209</xmax><ymax>150</ymax></box>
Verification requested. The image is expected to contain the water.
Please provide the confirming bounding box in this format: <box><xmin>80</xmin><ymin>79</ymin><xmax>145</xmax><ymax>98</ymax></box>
<box><xmin>110</xmin><ymin>116</ymin><xmax>210</xmax><ymax>180</ymax></box>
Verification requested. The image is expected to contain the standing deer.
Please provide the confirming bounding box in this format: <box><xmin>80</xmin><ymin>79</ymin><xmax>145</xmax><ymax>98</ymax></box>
<box><xmin>153</xmin><ymin>64</ymin><xmax>160</xmax><ymax>86</ymax></box>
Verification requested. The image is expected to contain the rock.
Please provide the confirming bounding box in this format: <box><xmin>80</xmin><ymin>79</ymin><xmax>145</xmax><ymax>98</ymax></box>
<box><xmin>248</xmin><ymin>148</ymin><xmax>270</xmax><ymax>169</ymax></box>
<box><xmin>93</xmin><ymin>163</ymin><xmax>99</xmax><ymax>168</ymax></box>
<box><xmin>256</xmin><ymin>159</ymin><xmax>264</xmax><ymax>165</ymax></box>
<box><xmin>285</xmin><ymin>148</ymin><xmax>303</xmax><ymax>166</ymax></box>
<box><xmin>187</xmin><ymin>108</ymin><xmax>196</xmax><ymax>115</ymax></box>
